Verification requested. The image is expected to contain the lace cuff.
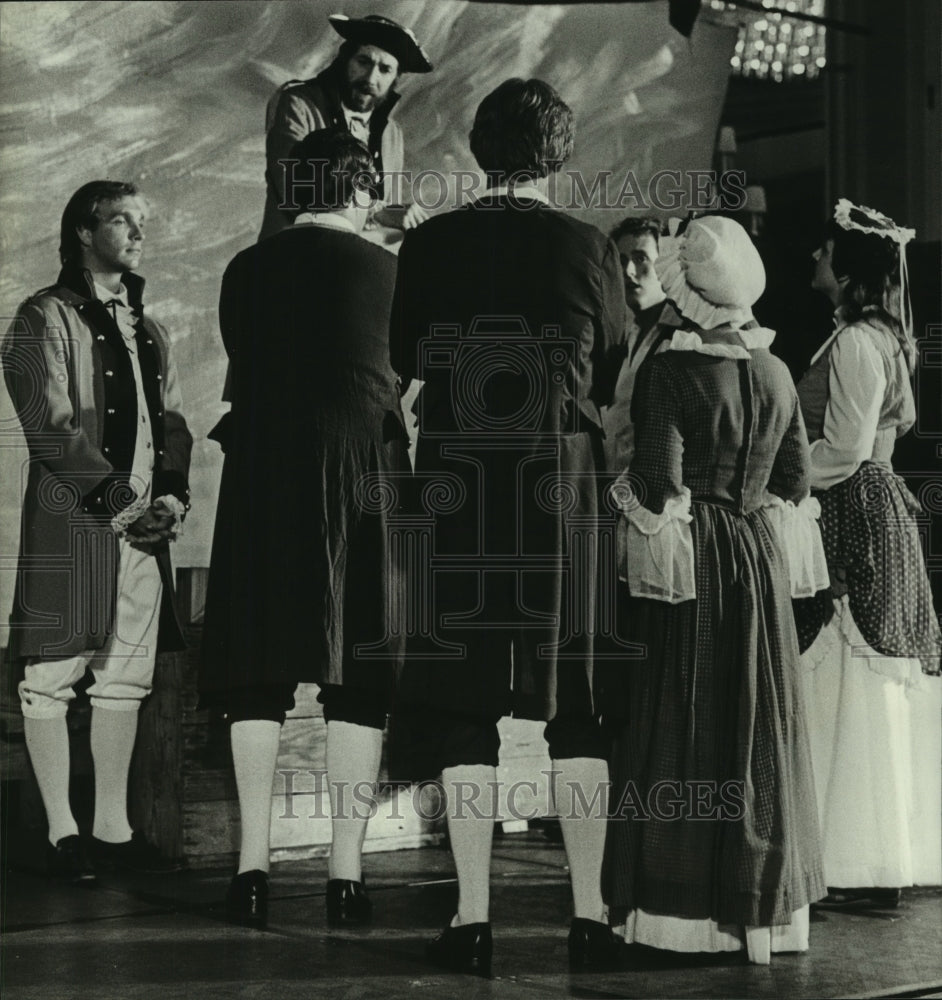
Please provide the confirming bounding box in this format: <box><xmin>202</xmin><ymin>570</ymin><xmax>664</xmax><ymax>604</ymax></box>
<box><xmin>621</xmin><ymin>488</ymin><xmax>696</xmax><ymax>604</ymax></box>
<box><xmin>110</xmin><ymin>495</ymin><xmax>150</xmax><ymax>536</ymax></box>
<box><xmin>154</xmin><ymin>494</ymin><xmax>187</xmax><ymax>539</ymax></box>
<box><xmin>762</xmin><ymin>495</ymin><xmax>829</xmax><ymax>597</ymax></box>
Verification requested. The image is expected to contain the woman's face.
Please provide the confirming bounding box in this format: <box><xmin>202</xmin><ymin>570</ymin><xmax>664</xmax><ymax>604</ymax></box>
<box><xmin>811</xmin><ymin>238</ymin><xmax>842</xmax><ymax>304</ymax></box>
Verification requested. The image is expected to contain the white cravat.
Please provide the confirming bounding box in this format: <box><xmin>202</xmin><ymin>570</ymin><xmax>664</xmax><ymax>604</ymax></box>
<box><xmin>342</xmin><ymin>106</ymin><xmax>372</xmax><ymax>144</ymax></box>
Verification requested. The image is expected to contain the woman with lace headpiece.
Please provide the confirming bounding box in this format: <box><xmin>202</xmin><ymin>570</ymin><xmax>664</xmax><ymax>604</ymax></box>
<box><xmin>601</xmin><ymin>215</ymin><xmax>828</xmax><ymax>964</ymax></box>
<box><xmin>796</xmin><ymin>200</ymin><xmax>942</xmax><ymax>908</ymax></box>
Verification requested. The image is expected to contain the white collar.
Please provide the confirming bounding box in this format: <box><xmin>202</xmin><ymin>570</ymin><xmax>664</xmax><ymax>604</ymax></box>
<box><xmin>341</xmin><ymin>104</ymin><xmax>373</xmax><ymax>123</ymax></box>
<box><xmin>93</xmin><ymin>280</ymin><xmax>128</xmax><ymax>306</ymax></box>
<box><xmin>294</xmin><ymin>212</ymin><xmax>357</xmax><ymax>233</ymax></box>
<box><xmin>664</xmin><ymin>327</ymin><xmax>776</xmax><ymax>359</ymax></box>
<box><xmin>472</xmin><ymin>184</ymin><xmax>549</xmax><ymax>205</ymax></box>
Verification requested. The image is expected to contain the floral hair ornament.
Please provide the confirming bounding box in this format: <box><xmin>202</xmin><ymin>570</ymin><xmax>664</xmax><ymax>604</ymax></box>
<box><xmin>833</xmin><ymin>198</ymin><xmax>915</xmax><ymax>245</ymax></box>
<box><xmin>833</xmin><ymin>198</ymin><xmax>916</xmax><ymax>345</ymax></box>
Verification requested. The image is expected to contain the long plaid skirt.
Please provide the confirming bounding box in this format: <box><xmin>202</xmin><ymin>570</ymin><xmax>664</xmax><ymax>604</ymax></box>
<box><xmin>602</xmin><ymin>501</ymin><xmax>826</xmax><ymax>927</ymax></box>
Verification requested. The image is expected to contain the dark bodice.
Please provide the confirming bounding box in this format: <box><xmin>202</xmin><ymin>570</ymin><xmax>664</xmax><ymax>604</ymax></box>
<box><xmin>630</xmin><ymin>329</ymin><xmax>809</xmax><ymax>515</ymax></box>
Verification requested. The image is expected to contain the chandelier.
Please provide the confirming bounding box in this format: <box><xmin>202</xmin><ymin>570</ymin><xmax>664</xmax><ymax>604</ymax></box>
<box><xmin>708</xmin><ymin>0</ymin><xmax>828</xmax><ymax>82</ymax></box>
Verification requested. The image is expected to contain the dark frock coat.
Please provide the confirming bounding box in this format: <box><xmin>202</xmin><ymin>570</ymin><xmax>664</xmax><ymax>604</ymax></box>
<box><xmin>390</xmin><ymin>195</ymin><xmax>627</xmax><ymax>723</ymax></box>
<box><xmin>200</xmin><ymin>224</ymin><xmax>410</xmax><ymax>702</ymax></box>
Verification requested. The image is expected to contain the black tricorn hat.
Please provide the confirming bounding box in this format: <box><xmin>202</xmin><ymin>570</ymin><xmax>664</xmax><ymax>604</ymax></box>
<box><xmin>328</xmin><ymin>13</ymin><xmax>433</xmax><ymax>73</ymax></box>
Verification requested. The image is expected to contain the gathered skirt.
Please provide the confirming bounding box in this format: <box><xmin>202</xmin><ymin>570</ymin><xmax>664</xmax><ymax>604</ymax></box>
<box><xmin>796</xmin><ymin>462</ymin><xmax>941</xmax><ymax>888</ymax></box>
<box><xmin>601</xmin><ymin>501</ymin><xmax>826</xmax><ymax>942</ymax></box>
<box><xmin>801</xmin><ymin>598</ymin><xmax>942</xmax><ymax>887</ymax></box>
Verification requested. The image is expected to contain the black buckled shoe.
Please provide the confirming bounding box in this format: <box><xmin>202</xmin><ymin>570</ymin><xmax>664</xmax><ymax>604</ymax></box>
<box><xmin>567</xmin><ymin>917</ymin><xmax>625</xmax><ymax>971</ymax></box>
<box><xmin>47</xmin><ymin>835</ymin><xmax>97</xmax><ymax>886</ymax></box>
<box><xmin>326</xmin><ymin>878</ymin><xmax>373</xmax><ymax>926</ymax></box>
<box><xmin>93</xmin><ymin>832</ymin><xmax>184</xmax><ymax>875</ymax></box>
<box><xmin>426</xmin><ymin>922</ymin><xmax>493</xmax><ymax>978</ymax></box>
<box><xmin>226</xmin><ymin>869</ymin><xmax>269</xmax><ymax>929</ymax></box>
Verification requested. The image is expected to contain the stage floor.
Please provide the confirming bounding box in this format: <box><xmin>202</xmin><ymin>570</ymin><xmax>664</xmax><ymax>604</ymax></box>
<box><xmin>2</xmin><ymin>832</ymin><xmax>941</xmax><ymax>1000</ymax></box>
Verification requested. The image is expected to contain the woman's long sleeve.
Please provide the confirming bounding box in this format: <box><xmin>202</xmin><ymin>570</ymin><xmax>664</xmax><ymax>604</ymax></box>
<box><xmin>626</xmin><ymin>357</ymin><xmax>685</xmax><ymax>513</ymax></box>
<box><xmin>615</xmin><ymin>358</ymin><xmax>695</xmax><ymax>603</ymax></box>
<box><xmin>768</xmin><ymin>391</ymin><xmax>812</xmax><ymax>504</ymax></box>
<box><xmin>809</xmin><ymin>327</ymin><xmax>885</xmax><ymax>489</ymax></box>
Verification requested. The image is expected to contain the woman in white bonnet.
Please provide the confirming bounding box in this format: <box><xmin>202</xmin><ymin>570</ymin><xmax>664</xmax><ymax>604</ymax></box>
<box><xmin>601</xmin><ymin>214</ymin><xmax>827</xmax><ymax>963</ymax></box>
<box><xmin>795</xmin><ymin>201</ymin><xmax>941</xmax><ymax>908</ymax></box>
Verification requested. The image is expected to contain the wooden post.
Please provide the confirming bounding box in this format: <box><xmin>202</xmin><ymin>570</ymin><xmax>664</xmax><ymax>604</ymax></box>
<box><xmin>129</xmin><ymin>648</ymin><xmax>185</xmax><ymax>860</ymax></box>
<box><xmin>128</xmin><ymin>569</ymin><xmax>194</xmax><ymax>861</ymax></box>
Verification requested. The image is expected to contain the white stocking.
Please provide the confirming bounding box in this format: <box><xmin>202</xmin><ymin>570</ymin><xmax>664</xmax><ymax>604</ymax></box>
<box><xmin>231</xmin><ymin>720</ymin><xmax>281</xmax><ymax>874</ymax></box>
<box><xmin>442</xmin><ymin>764</ymin><xmax>497</xmax><ymax>925</ymax></box>
<box><xmin>24</xmin><ymin>716</ymin><xmax>78</xmax><ymax>846</ymax></box>
<box><xmin>326</xmin><ymin>720</ymin><xmax>383</xmax><ymax>881</ymax></box>
<box><xmin>552</xmin><ymin>756</ymin><xmax>609</xmax><ymax>922</ymax></box>
<box><xmin>91</xmin><ymin>706</ymin><xmax>138</xmax><ymax>843</ymax></box>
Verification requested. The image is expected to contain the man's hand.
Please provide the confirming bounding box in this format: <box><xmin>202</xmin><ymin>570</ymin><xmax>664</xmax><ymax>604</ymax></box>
<box><xmin>124</xmin><ymin>500</ymin><xmax>178</xmax><ymax>553</ymax></box>
<box><xmin>373</xmin><ymin>203</ymin><xmax>429</xmax><ymax>231</ymax></box>
<box><xmin>401</xmin><ymin>202</ymin><xmax>429</xmax><ymax>230</ymax></box>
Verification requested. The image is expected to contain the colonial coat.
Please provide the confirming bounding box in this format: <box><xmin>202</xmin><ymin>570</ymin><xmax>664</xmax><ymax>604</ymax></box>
<box><xmin>3</xmin><ymin>265</ymin><xmax>192</xmax><ymax>662</ymax></box>
<box><xmin>199</xmin><ymin>223</ymin><xmax>409</xmax><ymax>701</ymax></box>
<box><xmin>390</xmin><ymin>194</ymin><xmax>627</xmax><ymax>722</ymax></box>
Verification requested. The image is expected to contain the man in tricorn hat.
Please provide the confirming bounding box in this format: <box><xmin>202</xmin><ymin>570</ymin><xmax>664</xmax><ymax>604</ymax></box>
<box><xmin>258</xmin><ymin>12</ymin><xmax>433</xmax><ymax>241</ymax></box>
